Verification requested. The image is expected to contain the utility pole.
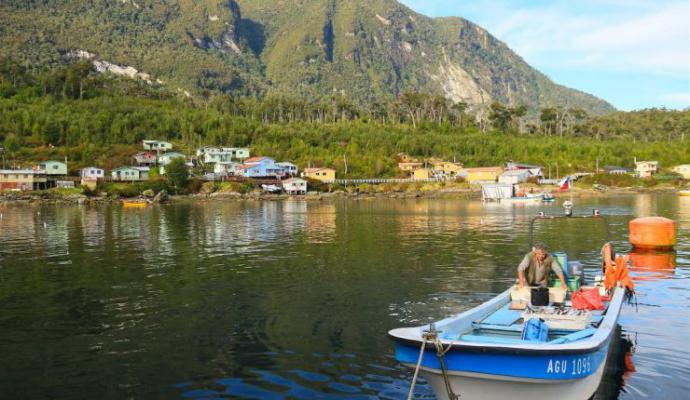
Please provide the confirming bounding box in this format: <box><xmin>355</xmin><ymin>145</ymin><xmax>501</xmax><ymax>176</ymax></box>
<box><xmin>0</xmin><ymin>146</ymin><xmax>4</xmax><ymax>169</ymax></box>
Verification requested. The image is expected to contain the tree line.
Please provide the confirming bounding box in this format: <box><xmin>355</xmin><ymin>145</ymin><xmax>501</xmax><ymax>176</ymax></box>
<box><xmin>1</xmin><ymin>60</ymin><xmax>689</xmax><ymax>177</ymax></box>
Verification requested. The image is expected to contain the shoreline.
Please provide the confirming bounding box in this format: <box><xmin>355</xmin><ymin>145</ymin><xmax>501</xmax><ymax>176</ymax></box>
<box><xmin>0</xmin><ymin>186</ymin><xmax>683</xmax><ymax>205</ymax></box>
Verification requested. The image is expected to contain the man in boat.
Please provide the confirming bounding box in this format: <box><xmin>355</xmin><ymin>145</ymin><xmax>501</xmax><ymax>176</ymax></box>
<box><xmin>517</xmin><ymin>244</ymin><xmax>567</xmax><ymax>289</ymax></box>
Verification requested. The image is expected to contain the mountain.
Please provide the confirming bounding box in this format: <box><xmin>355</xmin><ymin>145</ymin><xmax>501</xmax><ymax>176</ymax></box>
<box><xmin>0</xmin><ymin>0</ymin><xmax>614</xmax><ymax>114</ymax></box>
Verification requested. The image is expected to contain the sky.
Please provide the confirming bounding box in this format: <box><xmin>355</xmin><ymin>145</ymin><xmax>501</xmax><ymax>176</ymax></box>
<box><xmin>399</xmin><ymin>0</ymin><xmax>690</xmax><ymax>111</ymax></box>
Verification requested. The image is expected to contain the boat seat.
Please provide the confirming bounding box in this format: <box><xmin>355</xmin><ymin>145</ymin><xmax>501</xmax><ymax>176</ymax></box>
<box><xmin>459</xmin><ymin>334</ymin><xmax>526</xmax><ymax>345</ymax></box>
<box><xmin>477</xmin><ymin>306</ymin><xmax>522</xmax><ymax>326</ymax></box>
<box><xmin>548</xmin><ymin>328</ymin><xmax>597</xmax><ymax>344</ymax></box>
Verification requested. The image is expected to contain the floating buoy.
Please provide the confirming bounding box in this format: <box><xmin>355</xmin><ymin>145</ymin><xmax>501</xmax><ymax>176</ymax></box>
<box><xmin>629</xmin><ymin>217</ymin><xmax>676</xmax><ymax>250</ymax></box>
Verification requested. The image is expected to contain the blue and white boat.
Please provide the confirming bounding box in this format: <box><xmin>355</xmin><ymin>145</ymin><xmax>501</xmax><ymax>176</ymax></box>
<box><xmin>389</xmin><ymin>210</ymin><xmax>625</xmax><ymax>400</ymax></box>
<box><xmin>389</xmin><ymin>285</ymin><xmax>623</xmax><ymax>400</ymax></box>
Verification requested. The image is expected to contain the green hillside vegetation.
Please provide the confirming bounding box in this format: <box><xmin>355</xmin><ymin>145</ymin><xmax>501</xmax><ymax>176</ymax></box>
<box><xmin>1</xmin><ymin>61</ymin><xmax>688</xmax><ymax>180</ymax></box>
<box><xmin>0</xmin><ymin>0</ymin><xmax>613</xmax><ymax>115</ymax></box>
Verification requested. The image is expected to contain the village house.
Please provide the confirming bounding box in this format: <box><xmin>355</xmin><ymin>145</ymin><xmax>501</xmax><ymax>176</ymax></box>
<box><xmin>277</xmin><ymin>162</ymin><xmax>299</xmax><ymax>177</ymax></box>
<box><xmin>0</xmin><ymin>169</ymin><xmax>48</xmax><ymax>191</ymax></box>
<box><xmin>213</xmin><ymin>161</ymin><xmax>241</xmax><ymax>176</ymax></box>
<box><xmin>227</xmin><ymin>147</ymin><xmax>250</xmax><ymax>160</ymax></box>
<box><xmin>460</xmin><ymin>167</ymin><xmax>504</xmax><ymax>183</ymax></box>
<box><xmin>143</xmin><ymin>140</ymin><xmax>173</xmax><ymax>151</ymax></box>
<box><xmin>111</xmin><ymin>166</ymin><xmax>150</xmax><ymax>182</ymax></box>
<box><xmin>80</xmin><ymin>167</ymin><xmax>104</xmax><ymax>181</ymax></box>
<box><xmin>38</xmin><ymin>160</ymin><xmax>68</xmax><ymax>176</ymax></box>
<box><xmin>498</xmin><ymin>169</ymin><xmax>531</xmax><ymax>184</ymax></box>
<box><xmin>432</xmin><ymin>161</ymin><xmax>463</xmax><ymax>178</ymax></box>
<box><xmin>158</xmin><ymin>152</ymin><xmax>186</xmax><ymax>166</ymax></box>
<box><xmin>412</xmin><ymin>168</ymin><xmax>432</xmax><ymax>181</ymax></box>
<box><xmin>133</xmin><ymin>152</ymin><xmax>157</xmax><ymax>167</ymax></box>
<box><xmin>398</xmin><ymin>162</ymin><xmax>424</xmax><ymax>172</ymax></box>
<box><xmin>505</xmin><ymin>162</ymin><xmax>544</xmax><ymax>178</ymax></box>
<box><xmin>604</xmin><ymin>166</ymin><xmax>632</xmax><ymax>175</ymax></box>
<box><xmin>282</xmin><ymin>177</ymin><xmax>308</xmax><ymax>195</ymax></box>
<box><xmin>238</xmin><ymin>157</ymin><xmax>286</xmax><ymax>178</ymax></box>
<box><xmin>303</xmin><ymin>167</ymin><xmax>336</xmax><ymax>183</ymax></box>
<box><xmin>635</xmin><ymin>160</ymin><xmax>659</xmax><ymax>178</ymax></box>
<box><xmin>196</xmin><ymin>146</ymin><xmax>251</xmax><ymax>164</ymax></box>
<box><xmin>80</xmin><ymin>167</ymin><xmax>104</xmax><ymax>190</ymax></box>
<box><xmin>671</xmin><ymin>164</ymin><xmax>690</xmax><ymax>179</ymax></box>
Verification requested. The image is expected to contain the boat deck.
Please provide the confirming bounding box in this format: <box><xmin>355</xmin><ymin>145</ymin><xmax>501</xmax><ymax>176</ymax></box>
<box><xmin>439</xmin><ymin>298</ymin><xmax>607</xmax><ymax>345</ymax></box>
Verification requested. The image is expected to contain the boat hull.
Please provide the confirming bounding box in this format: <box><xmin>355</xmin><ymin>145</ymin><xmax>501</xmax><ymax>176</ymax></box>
<box><xmin>421</xmin><ymin>358</ymin><xmax>607</xmax><ymax>400</ymax></box>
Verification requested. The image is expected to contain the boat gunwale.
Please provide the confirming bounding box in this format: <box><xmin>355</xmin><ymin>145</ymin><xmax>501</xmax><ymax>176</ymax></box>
<box><xmin>388</xmin><ymin>285</ymin><xmax>625</xmax><ymax>356</ymax></box>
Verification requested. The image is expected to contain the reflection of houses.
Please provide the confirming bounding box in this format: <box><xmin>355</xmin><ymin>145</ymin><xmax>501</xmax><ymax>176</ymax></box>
<box><xmin>505</xmin><ymin>162</ymin><xmax>543</xmax><ymax>178</ymax></box>
<box><xmin>111</xmin><ymin>166</ymin><xmax>150</xmax><ymax>181</ymax></box>
<box><xmin>460</xmin><ymin>167</ymin><xmax>504</xmax><ymax>183</ymax></box>
<box><xmin>143</xmin><ymin>140</ymin><xmax>173</xmax><ymax>151</ymax></box>
<box><xmin>671</xmin><ymin>165</ymin><xmax>690</xmax><ymax>179</ymax></box>
<box><xmin>303</xmin><ymin>167</ymin><xmax>336</xmax><ymax>182</ymax></box>
<box><xmin>306</xmin><ymin>203</ymin><xmax>337</xmax><ymax>243</ymax></box>
<box><xmin>0</xmin><ymin>169</ymin><xmax>48</xmax><ymax>191</ymax></box>
<box><xmin>635</xmin><ymin>160</ymin><xmax>659</xmax><ymax>178</ymax></box>
<box><xmin>133</xmin><ymin>152</ymin><xmax>157</xmax><ymax>167</ymax></box>
<box><xmin>282</xmin><ymin>178</ymin><xmax>307</xmax><ymax>195</ymax></box>
<box><xmin>604</xmin><ymin>166</ymin><xmax>632</xmax><ymax>175</ymax></box>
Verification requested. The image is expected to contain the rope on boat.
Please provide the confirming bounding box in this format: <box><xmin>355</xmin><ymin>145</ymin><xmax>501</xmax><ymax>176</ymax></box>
<box><xmin>406</xmin><ymin>326</ymin><xmax>460</xmax><ymax>400</ymax></box>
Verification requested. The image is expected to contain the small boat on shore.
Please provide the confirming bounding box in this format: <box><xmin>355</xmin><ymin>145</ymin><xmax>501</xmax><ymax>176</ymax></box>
<box><xmin>677</xmin><ymin>189</ymin><xmax>690</xmax><ymax>196</ymax></box>
<box><xmin>390</xmin><ymin>209</ymin><xmax>632</xmax><ymax>400</ymax></box>
<box><xmin>122</xmin><ymin>199</ymin><xmax>149</xmax><ymax>208</ymax></box>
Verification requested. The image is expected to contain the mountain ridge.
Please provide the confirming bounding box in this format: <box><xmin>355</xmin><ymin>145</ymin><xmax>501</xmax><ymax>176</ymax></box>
<box><xmin>0</xmin><ymin>0</ymin><xmax>614</xmax><ymax>114</ymax></box>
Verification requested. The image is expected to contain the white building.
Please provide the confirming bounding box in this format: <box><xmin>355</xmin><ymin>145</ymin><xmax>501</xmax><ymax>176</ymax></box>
<box><xmin>498</xmin><ymin>169</ymin><xmax>531</xmax><ymax>185</ymax></box>
<box><xmin>635</xmin><ymin>160</ymin><xmax>659</xmax><ymax>178</ymax></box>
<box><xmin>143</xmin><ymin>140</ymin><xmax>173</xmax><ymax>151</ymax></box>
<box><xmin>80</xmin><ymin>167</ymin><xmax>104</xmax><ymax>180</ymax></box>
<box><xmin>213</xmin><ymin>162</ymin><xmax>241</xmax><ymax>176</ymax></box>
<box><xmin>277</xmin><ymin>162</ymin><xmax>298</xmax><ymax>177</ymax></box>
<box><xmin>282</xmin><ymin>178</ymin><xmax>308</xmax><ymax>195</ymax></box>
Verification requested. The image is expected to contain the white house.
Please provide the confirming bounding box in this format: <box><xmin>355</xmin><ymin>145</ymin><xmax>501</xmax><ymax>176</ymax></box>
<box><xmin>111</xmin><ymin>167</ymin><xmax>150</xmax><ymax>182</ymax></box>
<box><xmin>214</xmin><ymin>162</ymin><xmax>241</xmax><ymax>175</ymax></box>
<box><xmin>505</xmin><ymin>162</ymin><xmax>544</xmax><ymax>178</ymax></box>
<box><xmin>80</xmin><ymin>167</ymin><xmax>104</xmax><ymax>180</ymax></box>
<box><xmin>635</xmin><ymin>160</ymin><xmax>659</xmax><ymax>178</ymax></box>
<box><xmin>498</xmin><ymin>169</ymin><xmax>531</xmax><ymax>184</ymax></box>
<box><xmin>282</xmin><ymin>178</ymin><xmax>308</xmax><ymax>195</ymax></box>
<box><xmin>143</xmin><ymin>140</ymin><xmax>173</xmax><ymax>151</ymax></box>
<box><xmin>158</xmin><ymin>152</ymin><xmax>186</xmax><ymax>166</ymax></box>
<box><xmin>277</xmin><ymin>162</ymin><xmax>298</xmax><ymax>177</ymax></box>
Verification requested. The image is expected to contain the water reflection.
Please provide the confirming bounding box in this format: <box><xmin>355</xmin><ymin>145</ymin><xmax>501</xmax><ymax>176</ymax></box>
<box><xmin>0</xmin><ymin>196</ymin><xmax>689</xmax><ymax>399</ymax></box>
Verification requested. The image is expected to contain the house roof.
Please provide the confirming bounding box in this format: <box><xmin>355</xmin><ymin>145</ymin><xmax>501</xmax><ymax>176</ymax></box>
<box><xmin>81</xmin><ymin>167</ymin><xmax>103</xmax><ymax>171</ymax></box>
<box><xmin>134</xmin><ymin>151</ymin><xmax>156</xmax><ymax>157</ymax></box>
<box><xmin>277</xmin><ymin>162</ymin><xmax>297</xmax><ymax>167</ymax></box>
<box><xmin>0</xmin><ymin>169</ymin><xmax>45</xmax><ymax>174</ymax></box>
<box><xmin>245</xmin><ymin>156</ymin><xmax>272</xmax><ymax>163</ymax></box>
<box><xmin>500</xmin><ymin>169</ymin><xmax>531</xmax><ymax>176</ymax></box>
<box><xmin>305</xmin><ymin>167</ymin><xmax>335</xmax><ymax>173</ymax></box>
<box><xmin>112</xmin><ymin>166</ymin><xmax>150</xmax><ymax>172</ymax></box>
<box><xmin>464</xmin><ymin>167</ymin><xmax>504</xmax><ymax>173</ymax></box>
<box><xmin>39</xmin><ymin>160</ymin><xmax>66</xmax><ymax>165</ymax></box>
<box><xmin>507</xmin><ymin>162</ymin><xmax>542</xmax><ymax>169</ymax></box>
<box><xmin>283</xmin><ymin>178</ymin><xmax>307</xmax><ymax>184</ymax></box>
<box><xmin>604</xmin><ymin>165</ymin><xmax>631</xmax><ymax>171</ymax></box>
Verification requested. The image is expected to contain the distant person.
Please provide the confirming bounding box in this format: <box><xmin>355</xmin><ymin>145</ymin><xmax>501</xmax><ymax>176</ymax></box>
<box><xmin>517</xmin><ymin>244</ymin><xmax>567</xmax><ymax>289</ymax></box>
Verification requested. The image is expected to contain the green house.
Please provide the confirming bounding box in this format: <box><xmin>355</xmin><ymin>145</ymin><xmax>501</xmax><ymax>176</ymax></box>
<box><xmin>39</xmin><ymin>160</ymin><xmax>68</xmax><ymax>176</ymax></box>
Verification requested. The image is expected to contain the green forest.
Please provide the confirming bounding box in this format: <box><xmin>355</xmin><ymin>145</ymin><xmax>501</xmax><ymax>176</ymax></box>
<box><xmin>1</xmin><ymin>60</ymin><xmax>689</xmax><ymax>178</ymax></box>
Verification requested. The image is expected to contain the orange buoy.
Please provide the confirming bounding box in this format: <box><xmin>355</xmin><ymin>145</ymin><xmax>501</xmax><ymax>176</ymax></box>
<box><xmin>629</xmin><ymin>217</ymin><xmax>676</xmax><ymax>250</ymax></box>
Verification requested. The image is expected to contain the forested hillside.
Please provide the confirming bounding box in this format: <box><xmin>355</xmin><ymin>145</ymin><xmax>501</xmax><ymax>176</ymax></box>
<box><xmin>0</xmin><ymin>0</ymin><xmax>613</xmax><ymax>115</ymax></box>
<box><xmin>1</xmin><ymin>62</ymin><xmax>688</xmax><ymax>177</ymax></box>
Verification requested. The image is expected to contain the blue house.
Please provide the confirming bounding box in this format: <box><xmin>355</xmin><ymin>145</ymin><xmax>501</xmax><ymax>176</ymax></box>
<box><xmin>238</xmin><ymin>157</ymin><xmax>286</xmax><ymax>178</ymax></box>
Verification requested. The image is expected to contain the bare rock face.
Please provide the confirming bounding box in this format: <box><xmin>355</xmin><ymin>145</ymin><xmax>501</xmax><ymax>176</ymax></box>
<box><xmin>189</xmin><ymin>0</ymin><xmax>243</xmax><ymax>55</ymax></box>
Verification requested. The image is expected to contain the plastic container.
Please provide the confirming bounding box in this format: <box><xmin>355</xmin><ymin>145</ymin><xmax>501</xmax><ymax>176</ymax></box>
<box><xmin>567</xmin><ymin>276</ymin><xmax>581</xmax><ymax>292</ymax></box>
<box><xmin>552</xmin><ymin>252</ymin><xmax>568</xmax><ymax>275</ymax></box>
<box><xmin>629</xmin><ymin>217</ymin><xmax>676</xmax><ymax>250</ymax></box>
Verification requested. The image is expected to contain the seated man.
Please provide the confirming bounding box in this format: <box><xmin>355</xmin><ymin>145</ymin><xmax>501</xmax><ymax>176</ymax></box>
<box><xmin>517</xmin><ymin>244</ymin><xmax>567</xmax><ymax>289</ymax></box>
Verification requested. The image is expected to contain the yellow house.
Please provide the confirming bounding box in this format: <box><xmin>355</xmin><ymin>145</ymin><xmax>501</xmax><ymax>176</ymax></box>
<box><xmin>304</xmin><ymin>167</ymin><xmax>336</xmax><ymax>182</ymax></box>
<box><xmin>412</xmin><ymin>168</ymin><xmax>432</xmax><ymax>181</ymax></box>
<box><xmin>398</xmin><ymin>162</ymin><xmax>423</xmax><ymax>171</ymax></box>
<box><xmin>462</xmin><ymin>167</ymin><xmax>504</xmax><ymax>183</ymax></box>
<box><xmin>671</xmin><ymin>165</ymin><xmax>690</xmax><ymax>179</ymax></box>
<box><xmin>432</xmin><ymin>161</ymin><xmax>463</xmax><ymax>177</ymax></box>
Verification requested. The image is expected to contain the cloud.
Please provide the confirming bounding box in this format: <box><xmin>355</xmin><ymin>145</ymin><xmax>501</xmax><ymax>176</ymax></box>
<box><xmin>403</xmin><ymin>0</ymin><xmax>690</xmax><ymax>77</ymax></box>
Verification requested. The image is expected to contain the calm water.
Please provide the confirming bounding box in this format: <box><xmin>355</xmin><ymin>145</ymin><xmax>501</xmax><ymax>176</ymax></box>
<box><xmin>0</xmin><ymin>195</ymin><xmax>688</xmax><ymax>399</ymax></box>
